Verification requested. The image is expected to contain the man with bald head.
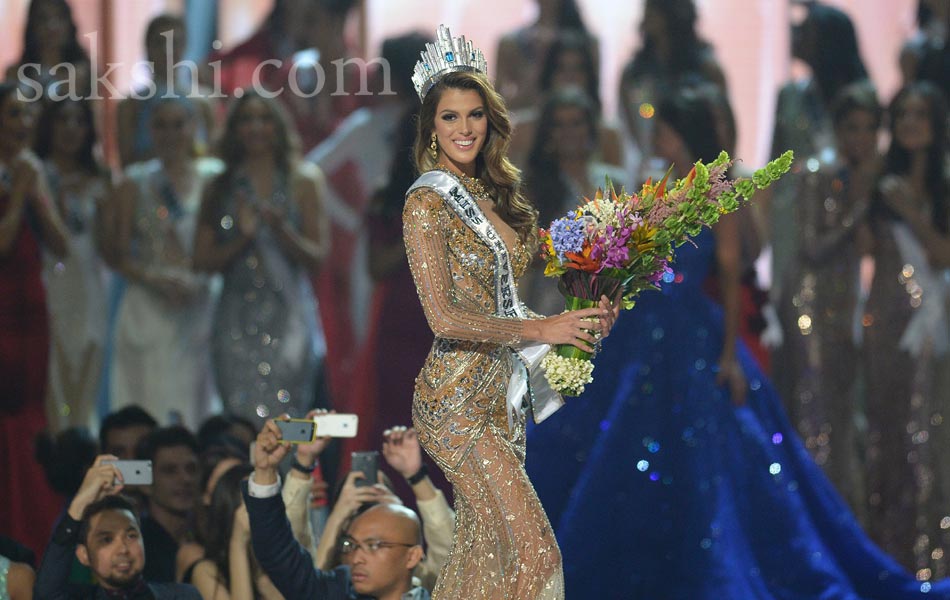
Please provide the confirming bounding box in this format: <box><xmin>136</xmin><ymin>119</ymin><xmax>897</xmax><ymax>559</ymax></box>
<box><xmin>244</xmin><ymin>417</ymin><xmax>431</xmax><ymax>599</ymax></box>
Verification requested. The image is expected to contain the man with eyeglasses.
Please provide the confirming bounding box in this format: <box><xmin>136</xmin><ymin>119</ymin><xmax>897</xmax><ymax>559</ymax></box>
<box><xmin>244</xmin><ymin>417</ymin><xmax>431</xmax><ymax>600</ymax></box>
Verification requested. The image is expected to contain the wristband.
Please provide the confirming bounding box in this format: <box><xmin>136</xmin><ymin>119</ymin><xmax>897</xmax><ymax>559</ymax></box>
<box><xmin>291</xmin><ymin>456</ymin><xmax>316</xmax><ymax>474</ymax></box>
<box><xmin>406</xmin><ymin>464</ymin><xmax>429</xmax><ymax>485</ymax></box>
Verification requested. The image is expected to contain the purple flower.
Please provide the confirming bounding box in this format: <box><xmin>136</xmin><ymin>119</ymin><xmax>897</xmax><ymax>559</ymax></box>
<box><xmin>590</xmin><ymin>223</ymin><xmax>634</xmax><ymax>270</ymax></box>
<box><xmin>549</xmin><ymin>216</ymin><xmax>586</xmax><ymax>259</ymax></box>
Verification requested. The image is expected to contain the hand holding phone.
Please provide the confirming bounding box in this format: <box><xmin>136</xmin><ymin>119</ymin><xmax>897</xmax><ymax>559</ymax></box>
<box><xmin>68</xmin><ymin>455</ymin><xmax>134</xmax><ymax>520</ymax></box>
<box><xmin>351</xmin><ymin>451</ymin><xmax>379</xmax><ymax>488</ymax></box>
<box><xmin>275</xmin><ymin>414</ymin><xmax>360</xmax><ymax>444</ymax></box>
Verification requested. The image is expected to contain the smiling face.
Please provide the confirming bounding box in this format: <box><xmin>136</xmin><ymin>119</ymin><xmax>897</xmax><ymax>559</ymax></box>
<box><xmin>550</xmin><ymin>49</ymin><xmax>589</xmax><ymax>92</ymax></box>
<box><xmin>0</xmin><ymin>92</ymin><xmax>37</xmax><ymax>156</ymax></box>
<box><xmin>432</xmin><ymin>87</ymin><xmax>489</xmax><ymax>174</ymax></box>
<box><xmin>76</xmin><ymin>509</ymin><xmax>145</xmax><ymax>589</ymax></box>
<box><xmin>235</xmin><ymin>97</ymin><xmax>278</xmax><ymax>157</ymax></box>
<box><xmin>150</xmin><ymin>100</ymin><xmax>195</xmax><ymax>161</ymax></box>
<box><xmin>33</xmin><ymin>0</ymin><xmax>71</xmax><ymax>59</ymax></box>
<box><xmin>549</xmin><ymin>104</ymin><xmax>594</xmax><ymax>162</ymax></box>
<box><xmin>893</xmin><ymin>92</ymin><xmax>934</xmax><ymax>153</ymax></box>
<box><xmin>51</xmin><ymin>101</ymin><xmax>89</xmax><ymax>159</ymax></box>
<box><xmin>835</xmin><ymin>108</ymin><xmax>879</xmax><ymax>166</ymax></box>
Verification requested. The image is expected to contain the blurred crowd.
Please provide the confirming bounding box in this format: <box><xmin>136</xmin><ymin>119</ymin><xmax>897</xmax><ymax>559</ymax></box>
<box><xmin>0</xmin><ymin>0</ymin><xmax>948</xmax><ymax>597</ymax></box>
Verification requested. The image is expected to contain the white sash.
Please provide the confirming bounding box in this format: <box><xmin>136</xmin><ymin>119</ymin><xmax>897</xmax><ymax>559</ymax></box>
<box><xmin>891</xmin><ymin>222</ymin><xmax>950</xmax><ymax>356</ymax></box>
<box><xmin>409</xmin><ymin>170</ymin><xmax>564</xmax><ymax>426</ymax></box>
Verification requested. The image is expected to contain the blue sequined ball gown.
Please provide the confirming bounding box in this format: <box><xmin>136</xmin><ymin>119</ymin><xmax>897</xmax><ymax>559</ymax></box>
<box><xmin>526</xmin><ymin>229</ymin><xmax>949</xmax><ymax>599</ymax></box>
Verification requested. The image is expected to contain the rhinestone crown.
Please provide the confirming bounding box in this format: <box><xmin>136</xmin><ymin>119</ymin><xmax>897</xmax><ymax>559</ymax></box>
<box><xmin>411</xmin><ymin>24</ymin><xmax>488</xmax><ymax>102</ymax></box>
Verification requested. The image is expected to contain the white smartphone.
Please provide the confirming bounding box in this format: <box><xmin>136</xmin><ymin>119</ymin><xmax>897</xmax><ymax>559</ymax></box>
<box><xmin>314</xmin><ymin>413</ymin><xmax>358</xmax><ymax>438</ymax></box>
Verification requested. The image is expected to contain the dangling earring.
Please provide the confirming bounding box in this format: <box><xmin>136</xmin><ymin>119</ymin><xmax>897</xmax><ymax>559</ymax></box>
<box><xmin>429</xmin><ymin>133</ymin><xmax>438</xmax><ymax>160</ymax></box>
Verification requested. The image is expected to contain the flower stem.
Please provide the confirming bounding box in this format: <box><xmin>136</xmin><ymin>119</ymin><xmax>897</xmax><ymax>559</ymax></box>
<box><xmin>555</xmin><ymin>295</ymin><xmax>597</xmax><ymax>361</ymax></box>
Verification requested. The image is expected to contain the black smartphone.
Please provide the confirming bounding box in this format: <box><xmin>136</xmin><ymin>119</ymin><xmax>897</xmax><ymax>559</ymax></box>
<box><xmin>351</xmin><ymin>451</ymin><xmax>379</xmax><ymax>488</ymax></box>
<box><xmin>275</xmin><ymin>418</ymin><xmax>316</xmax><ymax>444</ymax></box>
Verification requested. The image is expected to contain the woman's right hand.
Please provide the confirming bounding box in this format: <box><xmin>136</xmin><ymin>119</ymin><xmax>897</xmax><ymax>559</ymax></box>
<box><xmin>529</xmin><ymin>306</ymin><xmax>607</xmax><ymax>351</ymax></box>
<box><xmin>237</xmin><ymin>201</ymin><xmax>259</xmax><ymax>239</ymax></box>
<box><xmin>10</xmin><ymin>153</ymin><xmax>39</xmax><ymax>198</ymax></box>
<box><xmin>68</xmin><ymin>455</ymin><xmax>123</xmax><ymax>520</ymax></box>
<box><xmin>148</xmin><ymin>271</ymin><xmax>195</xmax><ymax>306</ymax></box>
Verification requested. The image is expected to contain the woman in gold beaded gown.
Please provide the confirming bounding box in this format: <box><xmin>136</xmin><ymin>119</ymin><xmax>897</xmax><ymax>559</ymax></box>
<box><xmin>402</xmin><ymin>27</ymin><xmax>618</xmax><ymax>599</ymax></box>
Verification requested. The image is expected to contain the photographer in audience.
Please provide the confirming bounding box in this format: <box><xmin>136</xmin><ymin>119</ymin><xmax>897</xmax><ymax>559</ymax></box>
<box><xmin>313</xmin><ymin>426</ymin><xmax>453</xmax><ymax>593</ymax></box>
<box><xmin>35</xmin><ymin>455</ymin><xmax>200</xmax><ymax>599</ymax></box>
<box><xmin>244</xmin><ymin>417</ymin><xmax>430</xmax><ymax>599</ymax></box>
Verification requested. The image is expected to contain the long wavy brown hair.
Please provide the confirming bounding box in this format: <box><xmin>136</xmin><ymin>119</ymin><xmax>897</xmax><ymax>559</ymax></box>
<box><xmin>215</xmin><ymin>91</ymin><xmax>301</xmax><ymax>184</ymax></box>
<box><xmin>414</xmin><ymin>71</ymin><xmax>538</xmax><ymax>250</ymax></box>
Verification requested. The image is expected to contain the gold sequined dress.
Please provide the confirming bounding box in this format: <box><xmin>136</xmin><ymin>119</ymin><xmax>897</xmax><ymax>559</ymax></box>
<box><xmin>862</xmin><ymin>205</ymin><xmax>950</xmax><ymax>577</ymax></box>
<box><xmin>775</xmin><ymin>164</ymin><xmax>866</xmax><ymax>516</ymax></box>
<box><xmin>403</xmin><ymin>172</ymin><xmax>564</xmax><ymax>599</ymax></box>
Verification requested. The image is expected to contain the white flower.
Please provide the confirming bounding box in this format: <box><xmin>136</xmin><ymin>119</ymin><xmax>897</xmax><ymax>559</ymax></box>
<box><xmin>583</xmin><ymin>199</ymin><xmax>623</xmax><ymax>228</ymax></box>
<box><xmin>542</xmin><ymin>354</ymin><xmax>595</xmax><ymax>396</ymax></box>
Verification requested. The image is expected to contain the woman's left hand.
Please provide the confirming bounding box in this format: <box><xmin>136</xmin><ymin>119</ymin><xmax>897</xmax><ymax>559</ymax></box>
<box><xmin>716</xmin><ymin>354</ymin><xmax>747</xmax><ymax>407</ymax></box>
<box><xmin>880</xmin><ymin>175</ymin><xmax>918</xmax><ymax>221</ymax></box>
<box><xmin>232</xmin><ymin>503</ymin><xmax>251</xmax><ymax>543</ymax></box>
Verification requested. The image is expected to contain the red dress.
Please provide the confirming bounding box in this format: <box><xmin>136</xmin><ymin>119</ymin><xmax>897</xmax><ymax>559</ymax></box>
<box><xmin>0</xmin><ymin>196</ymin><xmax>63</xmax><ymax>558</ymax></box>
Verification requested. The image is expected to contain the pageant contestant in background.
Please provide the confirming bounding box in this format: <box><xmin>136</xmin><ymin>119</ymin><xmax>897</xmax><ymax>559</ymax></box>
<box><xmin>111</xmin><ymin>98</ymin><xmax>221</xmax><ymax>427</ymax></box>
<box><xmin>403</xmin><ymin>26</ymin><xmax>617</xmax><ymax>599</ymax></box>
<box><xmin>0</xmin><ymin>81</ymin><xmax>70</xmax><ymax>559</ymax></box>
<box><xmin>769</xmin><ymin>1</ymin><xmax>870</xmax><ymax>318</ymax></box>
<box><xmin>193</xmin><ymin>92</ymin><xmax>328</xmax><ymax>424</ymax></box>
<box><xmin>35</xmin><ymin>95</ymin><xmax>111</xmax><ymax>432</ymax></box>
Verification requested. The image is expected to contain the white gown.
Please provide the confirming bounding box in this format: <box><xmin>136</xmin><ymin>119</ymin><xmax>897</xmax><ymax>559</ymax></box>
<box><xmin>111</xmin><ymin>157</ymin><xmax>222</xmax><ymax>427</ymax></box>
<box><xmin>42</xmin><ymin>166</ymin><xmax>109</xmax><ymax>431</ymax></box>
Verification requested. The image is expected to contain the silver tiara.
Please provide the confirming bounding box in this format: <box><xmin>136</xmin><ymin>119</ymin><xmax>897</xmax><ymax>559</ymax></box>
<box><xmin>411</xmin><ymin>24</ymin><xmax>488</xmax><ymax>101</ymax></box>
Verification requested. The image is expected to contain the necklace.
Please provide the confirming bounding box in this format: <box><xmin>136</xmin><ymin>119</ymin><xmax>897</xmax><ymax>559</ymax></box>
<box><xmin>434</xmin><ymin>164</ymin><xmax>491</xmax><ymax>202</ymax></box>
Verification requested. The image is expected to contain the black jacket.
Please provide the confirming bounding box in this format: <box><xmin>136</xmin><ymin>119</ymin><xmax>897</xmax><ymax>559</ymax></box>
<box><xmin>34</xmin><ymin>515</ymin><xmax>201</xmax><ymax>600</ymax></box>
<box><xmin>242</xmin><ymin>482</ymin><xmax>356</xmax><ymax>599</ymax></box>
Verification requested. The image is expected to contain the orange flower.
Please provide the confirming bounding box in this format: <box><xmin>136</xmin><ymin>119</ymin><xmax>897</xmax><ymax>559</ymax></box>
<box><xmin>564</xmin><ymin>243</ymin><xmax>600</xmax><ymax>273</ymax></box>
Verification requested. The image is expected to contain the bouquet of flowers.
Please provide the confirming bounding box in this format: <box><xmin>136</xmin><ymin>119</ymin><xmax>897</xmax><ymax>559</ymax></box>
<box><xmin>538</xmin><ymin>150</ymin><xmax>794</xmax><ymax>396</ymax></box>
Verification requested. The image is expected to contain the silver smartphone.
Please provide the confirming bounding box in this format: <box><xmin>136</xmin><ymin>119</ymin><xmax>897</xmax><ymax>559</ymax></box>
<box><xmin>102</xmin><ymin>459</ymin><xmax>153</xmax><ymax>485</ymax></box>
